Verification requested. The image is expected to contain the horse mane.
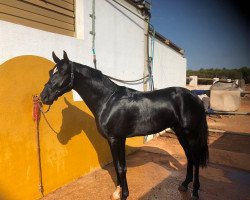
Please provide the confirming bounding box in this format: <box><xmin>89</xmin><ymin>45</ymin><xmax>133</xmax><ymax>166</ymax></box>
<box><xmin>74</xmin><ymin>62</ymin><xmax>117</xmax><ymax>90</ymax></box>
<box><xmin>74</xmin><ymin>62</ymin><xmax>102</xmax><ymax>75</ymax></box>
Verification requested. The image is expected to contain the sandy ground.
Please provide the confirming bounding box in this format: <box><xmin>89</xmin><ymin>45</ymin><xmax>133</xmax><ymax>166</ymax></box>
<box><xmin>41</xmin><ymin>87</ymin><xmax>250</xmax><ymax>200</ymax></box>
<box><xmin>41</xmin><ymin>134</ymin><xmax>250</xmax><ymax>200</ymax></box>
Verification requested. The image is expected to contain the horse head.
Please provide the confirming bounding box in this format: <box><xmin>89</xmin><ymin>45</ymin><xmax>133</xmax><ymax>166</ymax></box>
<box><xmin>40</xmin><ymin>51</ymin><xmax>74</xmax><ymax>105</ymax></box>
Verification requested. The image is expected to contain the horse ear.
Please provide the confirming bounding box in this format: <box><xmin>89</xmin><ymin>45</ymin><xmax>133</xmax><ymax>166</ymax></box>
<box><xmin>52</xmin><ymin>51</ymin><xmax>60</xmax><ymax>64</ymax></box>
<box><xmin>63</xmin><ymin>51</ymin><xmax>69</xmax><ymax>63</ymax></box>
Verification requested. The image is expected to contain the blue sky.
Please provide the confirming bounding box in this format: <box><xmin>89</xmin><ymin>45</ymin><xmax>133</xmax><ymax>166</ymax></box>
<box><xmin>150</xmin><ymin>0</ymin><xmax>250</xmax><ymax>70</ymax></box>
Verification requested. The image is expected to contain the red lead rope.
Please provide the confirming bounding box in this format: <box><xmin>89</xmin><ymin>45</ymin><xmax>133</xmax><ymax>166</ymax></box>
<box><xmin>32</xmin><ymin>94</ymin><xmax>44</xmax><ymax>196</ymax></box>
<box><xmin>33</xmin><ymin>95</ymin><xmax>42</xmax><ymax>122</ymax></box>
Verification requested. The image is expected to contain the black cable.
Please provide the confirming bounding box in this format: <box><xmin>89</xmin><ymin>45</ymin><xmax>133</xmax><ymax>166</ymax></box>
<box><xmin>106</xmin><ymin>74</ymin><xmax>149</xmax><ymax>83</ymax></box>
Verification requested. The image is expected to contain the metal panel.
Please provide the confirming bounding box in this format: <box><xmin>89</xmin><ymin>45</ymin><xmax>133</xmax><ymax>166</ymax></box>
<box><xmin>1</xmin><ymin>0</ymin><xmax>74</xmax><ymax>24</ymax></box>
<box><xmin>0</xmin><ymin>13</ymin><xmax>74</xmax><ymax>36</ymax></box>
<box><xmin>0</xmin><ymin>0</ymin><xmax>75</xmax><ymax>36</ymax></box>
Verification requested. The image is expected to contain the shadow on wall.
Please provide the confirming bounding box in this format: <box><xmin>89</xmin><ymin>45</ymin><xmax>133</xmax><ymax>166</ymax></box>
<box><xmin>57</xmin><ymin>98</ymin><xmax>141</xmax><ymax>184</ymax></box>
<box><xmin>57</xmin><ymin>97</ymin><xmax>111</xmax><ymax>165</ymax></box>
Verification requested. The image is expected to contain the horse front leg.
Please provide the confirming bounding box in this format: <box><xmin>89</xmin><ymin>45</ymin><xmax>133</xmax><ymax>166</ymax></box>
<box><xmin>108</xmin><ymin>137</ymin><xmax>129</xmax><ymax>200</ymax></box>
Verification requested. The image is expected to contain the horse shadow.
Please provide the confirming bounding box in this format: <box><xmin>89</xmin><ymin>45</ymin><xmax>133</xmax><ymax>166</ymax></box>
<box><xmin>58</xmin><ymin>98</ymin><xmax>184</xmax><ymax>187</ymax></box>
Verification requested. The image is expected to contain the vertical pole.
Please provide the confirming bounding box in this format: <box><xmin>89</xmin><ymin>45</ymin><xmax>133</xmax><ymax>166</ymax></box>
<box><xmin>143</xmin><ymin>16</ymin><xmax>149</xmax><ymax>92</ymax></box>
<box><xmin>149</xmin><ymin>26</ymin><xmax>155</xmax><ymax>91</ymax></box>
<box><xmin>143</xmin><ymin>16</ymin><xmax>150</xmax><ymax>143</ymax></box>
<box><xmin>90</xmin><ymin>0</ymin><xmax>97</xmax><ymax>69</ymax></box>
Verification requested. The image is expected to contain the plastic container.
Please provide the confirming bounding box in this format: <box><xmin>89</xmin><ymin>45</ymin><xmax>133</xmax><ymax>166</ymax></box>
<box><xmin>210</xmin><ymin>89</ymin><xmax>241</xmax><ymax>111</ymax></box>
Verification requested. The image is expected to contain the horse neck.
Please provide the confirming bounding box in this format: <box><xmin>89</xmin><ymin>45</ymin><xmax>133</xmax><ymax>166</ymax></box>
<box><xmin>72</xmin><ymin>63</ymin><xmax>118</xmax><ymax>115</ymax></box>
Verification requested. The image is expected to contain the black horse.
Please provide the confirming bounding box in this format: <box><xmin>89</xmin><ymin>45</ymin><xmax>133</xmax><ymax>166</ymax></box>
<box><xmin>40</xmin><ymin>51</ymin><xmax>209</xmax><ymax>200</ymax></box>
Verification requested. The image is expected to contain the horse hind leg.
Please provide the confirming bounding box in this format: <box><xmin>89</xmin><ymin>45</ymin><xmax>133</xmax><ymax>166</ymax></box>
<box><xmin>178</xmin><ymin>157</ymin><xmax>193</xmax><ymax>192</ymax></box>
<box><xmin>192</xmin><ymin>162</ymin><xmax>200</xmax><ymax>200</ymax></box>
<box><xmin>189</xmin><ymin>134</ymin><xmax>207</xmax><ymax>199</ymax></box>
<box><xmin>175</xmin><ymin>116</ymin><xmax>208</xmax><ymax>199</ymax></box>
<box><xmin>192</xmin><ymin>117</ymin><xmax>209</xmax><ymax>199</ymax></box>
<box><xmin>174</xmin><ymin>128</ymin><xmax>194</xmax><ymax>192</ymax></box>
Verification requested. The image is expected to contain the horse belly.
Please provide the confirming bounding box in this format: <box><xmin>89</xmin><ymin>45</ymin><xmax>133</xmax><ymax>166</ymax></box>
<box><xmin>128</xmin><ymin>107</ymin><xmax>175</xmax><ymax>137</ymax></box>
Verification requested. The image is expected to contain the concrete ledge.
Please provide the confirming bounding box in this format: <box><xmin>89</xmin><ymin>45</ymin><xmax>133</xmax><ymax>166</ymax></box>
<box><xmin>209</xmin><ymin>148</ymin><xmax>250</xmax><ymax>171</ymax></box>
<box><xmin>152</xmin><ymin>131</ymin><xmax>250</xmax><ymax>171</ymax></box>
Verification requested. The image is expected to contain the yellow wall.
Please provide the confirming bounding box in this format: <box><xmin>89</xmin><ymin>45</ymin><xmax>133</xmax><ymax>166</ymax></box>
<box><xmin>0</xmin><ymin>56</ymin><xmax>143</xmax><ymax>200</ymax></box>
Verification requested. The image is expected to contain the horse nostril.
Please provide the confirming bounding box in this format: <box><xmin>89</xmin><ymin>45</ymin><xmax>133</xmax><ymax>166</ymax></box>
<box><xmin>40</xmin><ymin>92</ymin><xmax>48</xmax><ymax>101</ymax></box>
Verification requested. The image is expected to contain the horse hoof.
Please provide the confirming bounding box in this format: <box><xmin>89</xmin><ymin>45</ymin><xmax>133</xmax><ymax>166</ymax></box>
<box><xmin>110</xmin><ymin>186</ymin><xmax>121</xmax><ymax>200</ymax></box>
<box><xmin>111</xmin><ymin>196</ymin><xmax>119</xmax><ymax>200</ymax></box>
<box><xmin>110</xmin><ymin>193</ymin><xmax>120</xmax><ymax>200</ymax></box>
<box><xmin>111</xmin><ymin>196</ymin><xmax>120</xmax><ymax>200</ymax></box>
<box><xmin>178</xmin><ymin>184</ymin><xmax>188</xmax><ymax>192</ymax></box>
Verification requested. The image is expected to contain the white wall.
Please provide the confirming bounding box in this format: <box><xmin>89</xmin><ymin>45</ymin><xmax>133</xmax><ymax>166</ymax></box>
<box><xmin>0</xmin><ymin>0</ymin><xmax>186</xmax><ymax>91</ymax></box>
<box><xmin>95</xmin><ymin>0</ymin><xmax>145</xmax><ymax>90</ymax></box>
<box><xmin>150</xmin><ymin>38</ymin><xmax>187</xmax><ymax>89</ymax></box>
<box><xmin>0</xmin><ymin>0</ymin><xmax>87</xmax><ymax>65</ymax></box>
<box><xmin>0</xmin><ymin>0</ymin><xmax>145</xmax><ymax>91</ymax></box>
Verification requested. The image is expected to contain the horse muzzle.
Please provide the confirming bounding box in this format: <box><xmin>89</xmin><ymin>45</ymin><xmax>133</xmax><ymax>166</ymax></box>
<box><xmin>40</xmin><ymin>90</ymin><xmax>54</xmax><ymax>105</ymax></box>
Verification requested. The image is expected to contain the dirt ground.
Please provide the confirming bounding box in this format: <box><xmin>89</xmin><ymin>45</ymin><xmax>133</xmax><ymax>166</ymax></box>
<box><xmin>41</xmin><ymin>135</ymin><xmax>250</xmax><ymax>200</ymax></box>
<box><xmin>41</xmin><ymin>87</ymin><xmax>250</xmax><ymax>200</ymax></box>
<box><xmin>207</xmin><ymin>84</ymin><xmax>250</xmax><ymax>133</ymax></box>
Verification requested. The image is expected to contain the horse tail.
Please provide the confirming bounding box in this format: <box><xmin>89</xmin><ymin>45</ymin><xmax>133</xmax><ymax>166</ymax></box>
<box><xmin>196</xmin><ymin>114</ymin><xmax>209</xmax><ymax>167</ymax></box>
